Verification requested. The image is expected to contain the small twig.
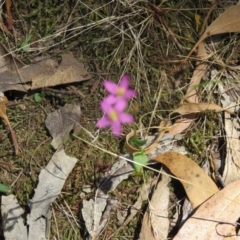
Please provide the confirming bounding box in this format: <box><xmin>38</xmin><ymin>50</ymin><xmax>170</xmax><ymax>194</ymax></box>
<box><xmin>3</xmin><ymin>114</ymin><xmax>18</xmax><ymax>155</ymax></box>
<box><xmin>5</xmin><ymin>0</ymin><xmax>13</xmax><ymax>29</ymax></box>
<box><xmin>11</xmin><ymin>168</ymin><xmax>23</xmax><ymax>187</ymax></box>
<box><xmin>0</xmin><ymin>160</ymin><xmax>12</xmax><ymax>170</ymax></box>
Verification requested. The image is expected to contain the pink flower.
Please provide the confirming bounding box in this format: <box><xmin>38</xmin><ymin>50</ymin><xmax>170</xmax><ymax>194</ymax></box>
<box><xmin>96</xmin><ymin>97</ymin><xmax>134</xmax><ymax>137</ymax></box>
<box><xmin>97</xmin><ymin>74</ymin><xmax>136</xmax><ymax>136</ymax></box>
<box><xmin>104</xmin><ymin>75</ymin><xmax>136</xmax><ymax>100</ymax></box>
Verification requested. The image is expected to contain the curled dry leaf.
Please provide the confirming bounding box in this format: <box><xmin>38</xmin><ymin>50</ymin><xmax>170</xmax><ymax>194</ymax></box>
<box><xmin>152</xmin><ymin>152</ymin><xmax>219</xmax><ymax>208</ymax></box>
<box><xmin>168</xmin><ymin>102</ymin><xmax>235</xmax><ymax>136</ymax></box>
<box><xmin>0</xmin><ymin>96</ymin><xmax>18</xmax><ymax>154</ymax></box>
<box><xmin>174</xmin><ymin>179</ymin><xmax>240</xmax><ymax>240</ymax></box>
<box><xmin>125</xmin><ymin>119</ymin><xmax>170</xmax><ymax>154</ymax></box>
<box><xmin>167</xmin><ymin>114</ymin><xmax>196</xmax><ymax>136</ymax></box>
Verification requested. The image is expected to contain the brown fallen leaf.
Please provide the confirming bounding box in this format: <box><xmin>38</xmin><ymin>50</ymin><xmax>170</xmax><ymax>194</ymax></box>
<box><xmin>184</xmin><ymin>43</ymin><xmax>207</xmax><ymax>103</ymax></box>
<box><xmin>24</xmin><ymin>53</ymin><xmax>91</xmax><ymax>89</ymax></box>
<box><xmin>174</xmin><ymin>179</ymin><xmax>240</xmax><ymax>240</ymax></box>
<box><xmin>170</xmin><ymin>102</ymin><xmax>235</xmax><ymax>117</ymax></box>
<box><xmin>152</xmin><ymin>152</ymin><xmax>219</xmax><ymax>208</ymax></box>
<box><xmin>0</xmin><ymin>53</ymin><xmax>91</xmax><ymax>92</ymax></box>
<box><xmin>0</xmin><ymin>96</ymin><xmax>18</xmax><ymax>155</ymax></box>
<box><xmin>167</xmin><ymin>43</ymin><xmax>207</xmax><ymax>136</ymax></box>
<box><xmin>186</xmin><ymin>4</ymin><xmax>240</xmax><ymax>62</ymax></box>
<box><xmin>167</xmin><ymin>114</ymin><xmax>196</xmax><ymax>136</ymax></box>
<box><xmin>168</xmin><ymin>102</ymin><xmax>235</xmax><ymax>136</ymax></box>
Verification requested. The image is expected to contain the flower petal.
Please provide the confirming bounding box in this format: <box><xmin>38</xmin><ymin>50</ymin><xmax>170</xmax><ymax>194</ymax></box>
<box><xmin>119</xmin><ymin>75</ymin><xmax>130</xmax><ymax>88</ymax></box>
<box><xmin>96</xmin><ymin>117</ymin><xmax>111</xmax><ymax>128</ymax></box>
<box><xmin>104</xmin><ymin>80</ymin><xmax>118</xmax><ymax>94</ymax></box>
<box><xmin>115</xmin><ymin>99</ymin><xmax>127</xmax><ymax>112</ymax></box>
<box><xmin>100</xmin><ymin>99</ymin><xmax>113</xmax><ymax>113</ymax></box>
<box><xmin>104</xmin><ymin>95</ymin><xmax>117</xmax><ymax>105</ymax></box>
<box><xmin>111</xmin><ymin>121</ymin><xmax>122</xmax><ymax>136</ymax></box>
<box><xmin>118</xmin><ymin>112</ymin><xmax>134</xmax><ymax>123</ymax></box>
<box><xmin>124</xmin><ymin>89</ymin><xmax>136</xmax><ymax>99</ymax></box>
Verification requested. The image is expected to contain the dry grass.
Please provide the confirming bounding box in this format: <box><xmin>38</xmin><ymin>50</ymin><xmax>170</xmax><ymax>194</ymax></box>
<box><xmin>0</xmin><ymin>0</ymin><xmax>238</xmax><ymax>239</ymax></box>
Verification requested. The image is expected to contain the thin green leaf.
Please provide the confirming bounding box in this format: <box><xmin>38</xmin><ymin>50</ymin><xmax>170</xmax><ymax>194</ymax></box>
<box><xmin>0</xmin><ymin>183</ymin><xmax>10</xmax><ymax>194</ymax></box>
<box><xmin>21</xmin><ymin>35</ymin><xmax>32</xmax><ymax>52</ymax></box>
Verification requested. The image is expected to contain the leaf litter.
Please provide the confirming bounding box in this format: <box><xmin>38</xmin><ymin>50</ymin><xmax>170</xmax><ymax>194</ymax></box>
<box><xmin>2</xmin><ymin>1</ymin><xmax>240</xmax><ymax>239</ymax></box>
<box><xmin>218</xmin><ymin>80</ymin><xmax>240</xmax><ymax>186</ymax></box>
<box><xmin>152</xmin><ymin>152</ymin><xmax>219</xmax><ymax>209</ymax></box>
<box><xmin>0</xmin><ymin>52</ymin><xmax>91</xmax><ymax>92</ymax></box>
<box><xmin>27</xmin><ymin>149</ymin><xmax>78</xmax><ymax>240</ymax></box>
<box><xmin>1</xmin><ymin>103</ymin><xmax>80</xmax><ymax>239</ymax></box>
<box><xmin>185</xmin><ymin>4</ymin><xmax>240</xmax><ymax>63</ymax></box>
<box><xmin>107</xmin><ymin>3</ymin><xmax>240</xmax><ymax>238</ymax></box>
<box><xmin>139</xmin><ymin>173</ymin><xmax>171</xmax><ymax>240</ymax></box>
<box><xmin>1</xmin><ymin>195</ymin><xmax>27</xmax><ymax>240</ymax></box>
<box><xmin>0</xmin><ymin>37</ymin><xmax>87</xmax><ymax>237</ymax></box>
<box><xmin>174</xmin><ymin>179</ymin><xmax>240</xmax><ymax>240</ymax></box>
<box><xmin>82</xmin><ymin>156</ymin><xmax>134</xmax><ymax>239</ymax></box>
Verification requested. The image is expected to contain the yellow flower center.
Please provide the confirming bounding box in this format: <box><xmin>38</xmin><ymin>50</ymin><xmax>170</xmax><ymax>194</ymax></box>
<box><xmin>116</xmin><ymin>87</ymin><xmax>125</xmax><ymax>97</ymax></box>
<box><xmin>109</xmin><ymin>110</ymin><xmax>118</xmax><ymax>121</ymax></box>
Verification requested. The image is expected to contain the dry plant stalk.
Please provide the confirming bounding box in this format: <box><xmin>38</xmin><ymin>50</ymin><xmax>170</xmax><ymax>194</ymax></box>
<box><xmin>5</xmin><ymin>0</ymin><xmax>13</xmax><ymax>29</ymax></box>
<box><xmin>0</xmin><ymin>96</ymin><xmax>18</xmax><ymax>155</ymax></box>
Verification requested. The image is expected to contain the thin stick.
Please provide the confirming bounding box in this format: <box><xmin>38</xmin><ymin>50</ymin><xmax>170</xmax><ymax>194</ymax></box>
<box><xmin>3</xmin><ymin>114</ymin><xmax>18</xmax><ymax>155</ymax></box>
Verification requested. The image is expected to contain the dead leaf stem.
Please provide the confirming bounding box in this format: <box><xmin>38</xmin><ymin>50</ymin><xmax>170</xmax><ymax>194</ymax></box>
<box><xmin>2</xmin><ymin>114</ymin><xmax>18</xmax><ymax>155</ymax></box>
<box><xmin>0</xmin><ymin>96</ymin><xmax>18</xmax><ymax>155</ymax></box>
